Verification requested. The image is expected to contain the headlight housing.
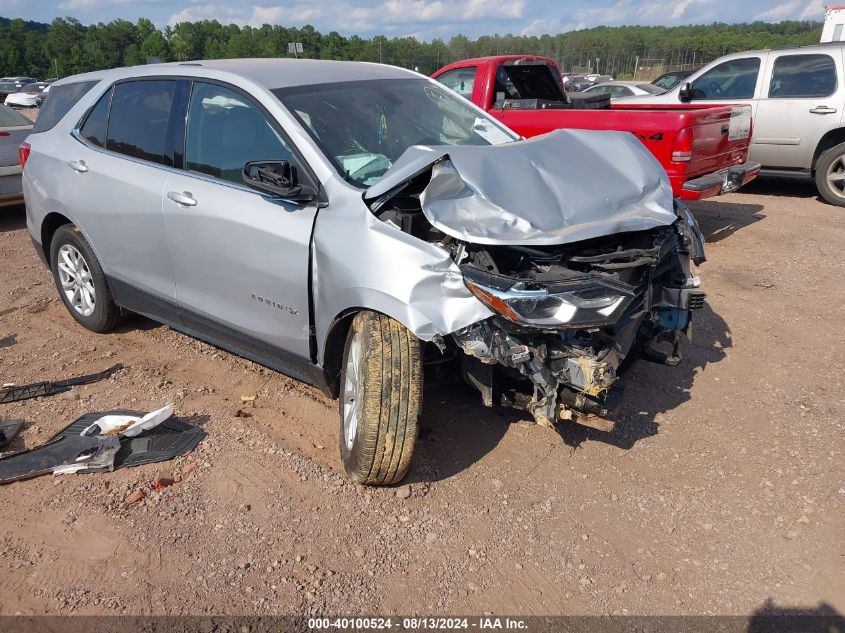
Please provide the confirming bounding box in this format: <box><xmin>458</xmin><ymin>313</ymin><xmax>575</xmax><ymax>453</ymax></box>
<box><xmin>464</xmin><ymin>278</ymin><xmax>632</xmax><ymax>328</ymax></box>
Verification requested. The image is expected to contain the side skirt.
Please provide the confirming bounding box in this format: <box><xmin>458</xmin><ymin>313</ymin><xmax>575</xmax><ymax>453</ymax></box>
<box><xmin>107</xmin><ymin>277</ymin><xmax>332</xmax><ymax>397</ymax></box>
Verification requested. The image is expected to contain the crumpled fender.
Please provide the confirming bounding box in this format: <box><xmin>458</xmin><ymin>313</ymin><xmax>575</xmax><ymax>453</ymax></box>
<box><xmin>313</xmin><ymin>203</ymin><xmax>492</xmax><ymax>362</ymax></box>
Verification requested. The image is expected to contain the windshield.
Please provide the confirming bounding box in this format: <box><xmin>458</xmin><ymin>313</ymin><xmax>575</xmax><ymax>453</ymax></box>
<box><xmin>0</xmin><ymin>82</ymin><xmax>20</xmax><ymax>92</ymax></box>
<box><xmin>274</xmin><ymin>78</ymin><xmax>516</xmax><ymax>188</ymax></box>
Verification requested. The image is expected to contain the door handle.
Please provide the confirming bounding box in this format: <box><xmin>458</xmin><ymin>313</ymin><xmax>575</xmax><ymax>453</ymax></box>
<box><xmin>810</xmin><ymin>106</ymin><xmax>837</xmax><ymax>115</ymax></box>
<box><xmin>721</xmin><ymin>124</ymin><xmax>730</xmax><ymax>135</ymax></box>
<box><xmin>67</xmin><ymin>159</ymin><xmax>88</xmax><ymax>173</ymax></box>
<box><xmin>166</xmin><ymin>191</ymin><xmax>197</xmax><ymax>207</ymax></box>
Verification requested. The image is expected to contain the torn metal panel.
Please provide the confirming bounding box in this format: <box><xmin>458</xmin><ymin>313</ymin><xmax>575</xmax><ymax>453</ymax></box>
<box><xmin>365</xmin><ymin>129</ymin><xmax>676</xmax><ymax>246</ymax></box>
<box><xmin>312</xmin><ymin>190</ymin><xmax>493</xmax><ymax>354</ymax></box>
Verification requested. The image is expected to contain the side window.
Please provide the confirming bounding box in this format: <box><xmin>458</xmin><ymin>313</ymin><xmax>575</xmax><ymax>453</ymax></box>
<box><xmin>690</xmin><ymin>57</ymin><xmax>760</xmax><ymax>100</ymax></box>
<box><xmin>436</xmin><ymin>67</ymin><xmax>477</xmax><ymax>100</ymax></box>
<box><xmin>769</xmin><ymin>54</ymin><xmax>837</xmax><ymax>98</ymax></box>
<box><xmin>106</xmin><ymin>80</ymin><xmax>176</xmax><ymax>165</ymax></box>
<box><xmin>79</xmin><ymin>88</ymin><xmax>111</xmax><ymax>148</ymax></box>
<box><xmin>185</xmin><ymin>82</ymin><xmax>292</xmax><ymax>185</ymax></box>
<box><xmin>31</xmin><ymin>80</ymin><xmax>98</xmax><ymax>133</ymax></box>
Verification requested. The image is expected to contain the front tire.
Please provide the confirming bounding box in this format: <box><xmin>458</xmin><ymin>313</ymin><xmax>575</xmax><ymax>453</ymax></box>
<box><xmin>339</xmin><ymin>311</ymin><xmax>423</xmax><ymax>485</ymax></box>
<box><xmin>49</xmin><ymin>224</ymin><xmax>121</xmax><ymax>333</ymax></box>
<box><xmin>815</xmin><ymin>142</ymin><xmax>845</xmax><ymax>207</ymax></box>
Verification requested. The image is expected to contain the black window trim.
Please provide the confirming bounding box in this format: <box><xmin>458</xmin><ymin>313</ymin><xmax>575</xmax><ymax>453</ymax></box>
<box><xmin>77</xmin><ymin>84</ymin><xmax>114</xmax><ymax>149</ymax></box>
<box><xmin>767</xmin><ymin>53</ymin><xmax>838</xmax><ymax>99</ymax></box>
<box><xmin>71</xmin><ymin>74</ymin><xmax>325</xmax><ymax>206</ymax></box>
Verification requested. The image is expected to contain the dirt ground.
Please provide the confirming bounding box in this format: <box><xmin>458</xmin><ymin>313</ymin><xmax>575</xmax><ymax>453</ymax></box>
<box><xmin>0</xmin><ymin>180</ymin><xmax>843</xmax><ymax>618</ymax></box>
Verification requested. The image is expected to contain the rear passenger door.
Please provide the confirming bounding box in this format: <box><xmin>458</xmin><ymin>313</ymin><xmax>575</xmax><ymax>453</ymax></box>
<box><xmin>162</xmin><ymin>81</ymin><xmax>317</xmax><ymax>359</ymax></box>
<box><xmin>752</xmin><ymin>51</ymin><xmax>844</xmax><ymax>169</ymax></box>
<box><xmin>69</xmin><ymin>78</ymin><xmax>185</xmax><ymax>306</ymax></box>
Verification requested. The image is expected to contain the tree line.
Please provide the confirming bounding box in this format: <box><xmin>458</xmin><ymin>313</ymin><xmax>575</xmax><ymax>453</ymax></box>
<box><xmin>0</xmin><ymin>15</ymin><xmax>822</xmax><ymax>81</ymax></box>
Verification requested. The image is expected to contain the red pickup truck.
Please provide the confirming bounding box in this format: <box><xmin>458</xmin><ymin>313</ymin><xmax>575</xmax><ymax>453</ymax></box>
<box><xmin>432</xmin><ymin>55</ymin><xmax>760</xmax><ymax>200</ymax></box>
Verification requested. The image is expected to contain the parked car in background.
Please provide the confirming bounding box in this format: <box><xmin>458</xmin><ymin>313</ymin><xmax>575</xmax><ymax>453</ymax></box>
<box><xmin>5</xmin><ymin>82</ymin><xmax>49</xmax><ymax>108</ymax></box>
<box><xmin>582</xmin><ymin>80</ymin><xmax>666</xmax><ymax>100</ymax></box>
<box><xmin>22</xmin><ymin>59</ymin><xmax>707</xmax><ymax>484</ymax></box>
<box><xmin>0</xmin><ymin>77</ymin><xmax>37</xmax><ymax>101</ymax></box>
<box><xmin>0</xmin><ymin>103</ymin><xmax>32</xmax><ymax>207</ymax></box>
<box><xmin>563</xmin><ymin>74</ymin><xmax>593</xmax><ymax>91</ymax></box>
<box><xmin>619</xmin><ymin>43</ymin><xmax>845</xmax><ymax>206</ymax></box>
<box><xmin>433</xmin><ymin>55</ymin><xmax>759</xmax><ymax>200</ymax></box>
<box><xmin>651</xmin><ymin>69</ymin><xmax>697</xmax><ymax>91</ymax></box>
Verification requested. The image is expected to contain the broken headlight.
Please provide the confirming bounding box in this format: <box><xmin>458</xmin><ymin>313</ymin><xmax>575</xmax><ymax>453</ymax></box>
<box><xmin>464</xmin><ymin>279</ymin><xmax>631</xmax><ymax>328</ymax></box>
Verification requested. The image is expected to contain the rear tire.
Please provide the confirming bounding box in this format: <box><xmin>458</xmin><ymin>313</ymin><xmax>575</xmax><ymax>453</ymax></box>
<box><xmin>339</xmin><ymin>311</ymin><xmax>423</xmax><ymax>485</ymax></box>
<box><xmin>815</xmin><ymin>142</ymin><xmax>845</xmax><ymax>207</ymax></box>
<box><xmin>49</xmin><ymin>224</ymin><xmax>122</xmax><ymax>333</ymax></box>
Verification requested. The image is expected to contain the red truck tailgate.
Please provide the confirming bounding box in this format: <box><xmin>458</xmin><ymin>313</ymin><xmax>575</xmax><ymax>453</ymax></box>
<box><xmin>612</xmin><ymin>103</ymin><xmax>753</xmax><ymax>192</ymax></box>
<box><xmin>489</xmin><ymin>104</ymin><xmax>756</xmax><ymax>199</ymax></box>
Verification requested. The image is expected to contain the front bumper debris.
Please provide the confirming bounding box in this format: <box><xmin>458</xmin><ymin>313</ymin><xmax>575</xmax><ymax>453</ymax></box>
<box><xmin>450</xmin><ymin>220</ymin><xmax>706</xmax><ymax>431</ymax></box>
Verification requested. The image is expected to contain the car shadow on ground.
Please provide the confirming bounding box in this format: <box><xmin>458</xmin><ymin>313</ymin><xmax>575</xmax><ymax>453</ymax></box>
<box><xmin>0</xmin><ymin>204</ymin><xmax>26</xmax><ymax>234</ymax></box>
<box><xmin>742</xmin><ymin>177</ymin><xmax>820</xmax><ymax>199</ymax></box>
<box><xmin>553</xmin><ymin>301</ymin><xmax>730</xmax><ymax>451</ymax></box>
<box><xmin>688</xmin><ymin>199</ymin><xmax>766</xmax><ymax>244</ymax></box>
<box><xmin>746</xmin><ymin>599</ymin><xmax>844</xmax><ymax>633</ymax></box>
<box><xmin>410</xmin><ymin>381</ymin><xmax>518</xmax><ymax>484</ymax></box>
<box><xmin>410</xmin><ymin>301</ymin><xmax>731</xmax><ymax>481</ymax></box>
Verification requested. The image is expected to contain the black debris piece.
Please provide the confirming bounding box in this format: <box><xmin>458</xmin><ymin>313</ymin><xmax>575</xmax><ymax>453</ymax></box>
<box><xmin>0</xmin><ymin>409</ymin><xmax>205</xmax><ymax>485</ymax></box>
<box><xmin>52</xmin><ymin>410</ymin><xmax>206</xmax><ymax>469</ymax></box>
<box><xmin>0</xmin><ymin>363</ymin><xmax>124</xmax><ymax>404</ymax></box>
<box><xmin>0</xmin><ymin>419</ymin><xmax>24</xmax><ymax>450</ymax></box>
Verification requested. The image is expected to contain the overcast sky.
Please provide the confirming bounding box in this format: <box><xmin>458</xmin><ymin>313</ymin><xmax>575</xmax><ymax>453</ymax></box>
<box><xmin>0</xmin><ymin>0</ymin><xmax>827</xmax><ymax>39</ymax></box>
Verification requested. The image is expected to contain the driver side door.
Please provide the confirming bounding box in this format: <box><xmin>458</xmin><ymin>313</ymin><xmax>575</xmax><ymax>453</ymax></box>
<box><xmin>162</xmin><ymin>80</ymin><xmax>319</xmax><ymax>362</ymax></box>
<box><xmin>683</xmin><ymin>54</ymin><xmax>768</xmax><ymax>118</ymax></box>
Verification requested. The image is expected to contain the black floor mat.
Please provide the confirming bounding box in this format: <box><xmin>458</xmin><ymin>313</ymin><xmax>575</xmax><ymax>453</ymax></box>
<box><xmin>50</xmin><ymin>410</ymin><xmax>206</xmax><ymax>469</ymax></box>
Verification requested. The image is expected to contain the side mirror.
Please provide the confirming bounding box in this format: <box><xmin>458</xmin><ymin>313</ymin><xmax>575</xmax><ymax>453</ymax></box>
<box><xmin>678</xmin><ymin>82</ymin><xmax>693</xmax><ymax>103</ymax></box>
<box><xmin>243</xmin><ymin>160</ymin><xmax>316</xmax><ymax>203</ymax></box>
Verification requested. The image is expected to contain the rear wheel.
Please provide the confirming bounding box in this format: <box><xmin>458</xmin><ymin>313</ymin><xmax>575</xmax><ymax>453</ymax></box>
<box><xmin>815</xmin><ymin>142</ymin><xmax>845</xmax><ymax>206</ymax></box>
<box><xmin>49</xmin><ymin>224</ymin><xmax>121</xmax><ymax>333</ymax></box>
<box><xmin>339</xmin><ymin>311</ymin><xmax>423</xmax><ymax>485</ymax></box>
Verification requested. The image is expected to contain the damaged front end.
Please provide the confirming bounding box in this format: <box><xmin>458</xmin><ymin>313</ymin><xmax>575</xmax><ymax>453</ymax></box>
<box><xmin>452</xmin><ymin>219</ymin><xmax>705</xmax><ymax>430</ymax></box>
<box><xmin>364</xmin><ymin>129</ymin><xmax>707</xmax><ymax>432</ymax></box>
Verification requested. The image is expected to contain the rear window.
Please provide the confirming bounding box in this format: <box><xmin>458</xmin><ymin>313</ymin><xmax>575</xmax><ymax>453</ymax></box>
<box><xmin>769</xmin><ymin>54</ymin><xmax>837</xmax><ymax>98</ymax></box>
<box><xmin>495</xmin><ymin>64</ymin><xmax>565</xmax><ymax>101</ymax></box>
<box><xmin>105</xmin><ymin>80</ymin><xmax>176</xmax><ymax>165</ymax></box>
<box><xmin>32</xmin><ymin>80</ymin><xmax>98</xmax><ymax>133</ymax></box>
<box><xmin>0</xmin><ymin>104</ymin><xmax>32</xmax><ymax>127</ymax></box>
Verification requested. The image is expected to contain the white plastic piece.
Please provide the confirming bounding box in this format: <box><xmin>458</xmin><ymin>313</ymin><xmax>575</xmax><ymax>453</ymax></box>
<box><xmin>80</xmin><ymin>404</ymin><xmax>174</xmax><ymax>437</ymax></box>
<box><xmin>122</xmin><ymin>404</ymin><xmax>174</xmax><ymax>437</ymax></box>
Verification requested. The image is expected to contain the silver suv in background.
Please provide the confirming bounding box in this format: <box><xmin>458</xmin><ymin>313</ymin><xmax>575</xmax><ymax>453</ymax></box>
<box><xmin>22</xmin><ymin>60</ymin><xmax>706</xmax><ymax>484</ymax></box>
<box><xmin>621</xmin><ymin>43</ymin><xmax>845</xmax><ymax>205</ymax></box>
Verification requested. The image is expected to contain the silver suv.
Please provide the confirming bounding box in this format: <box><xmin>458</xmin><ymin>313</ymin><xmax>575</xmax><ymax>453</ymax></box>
<box><xmin>22</xmin><ymin>60</ymin><xmax>706</xmax><ymax>484</ymax></box>
<box><xmin>623</xmin><ymin>43</ymin><xmax>845</xmax><ymax>205</ymax></box>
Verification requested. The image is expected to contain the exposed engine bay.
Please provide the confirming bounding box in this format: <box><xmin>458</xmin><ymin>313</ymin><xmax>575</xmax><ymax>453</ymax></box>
<box><xmin>364</xmin><ymin>131</ymin><xmax>706</xmax><ymax>432</ymax></box>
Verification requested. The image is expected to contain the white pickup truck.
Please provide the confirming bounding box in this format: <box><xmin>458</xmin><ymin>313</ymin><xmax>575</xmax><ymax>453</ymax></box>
<box><xmin>623</xmin><ymin>43</ymin><xmax>845</xmax><ymax>206</ymax></box>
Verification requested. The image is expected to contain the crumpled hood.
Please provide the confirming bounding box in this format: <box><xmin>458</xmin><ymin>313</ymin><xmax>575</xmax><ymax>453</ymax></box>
<box><xmin>365</xmin><ymin>128</ymin><xmax>677</xmax><ymax>246</ymax></box>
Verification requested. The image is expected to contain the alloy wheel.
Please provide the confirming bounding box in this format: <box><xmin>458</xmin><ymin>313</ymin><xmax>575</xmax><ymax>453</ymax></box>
<box><xmin>56</xmin><ymin>244</ymin><xmax>96</xmax><ymax>317</ymax></box>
